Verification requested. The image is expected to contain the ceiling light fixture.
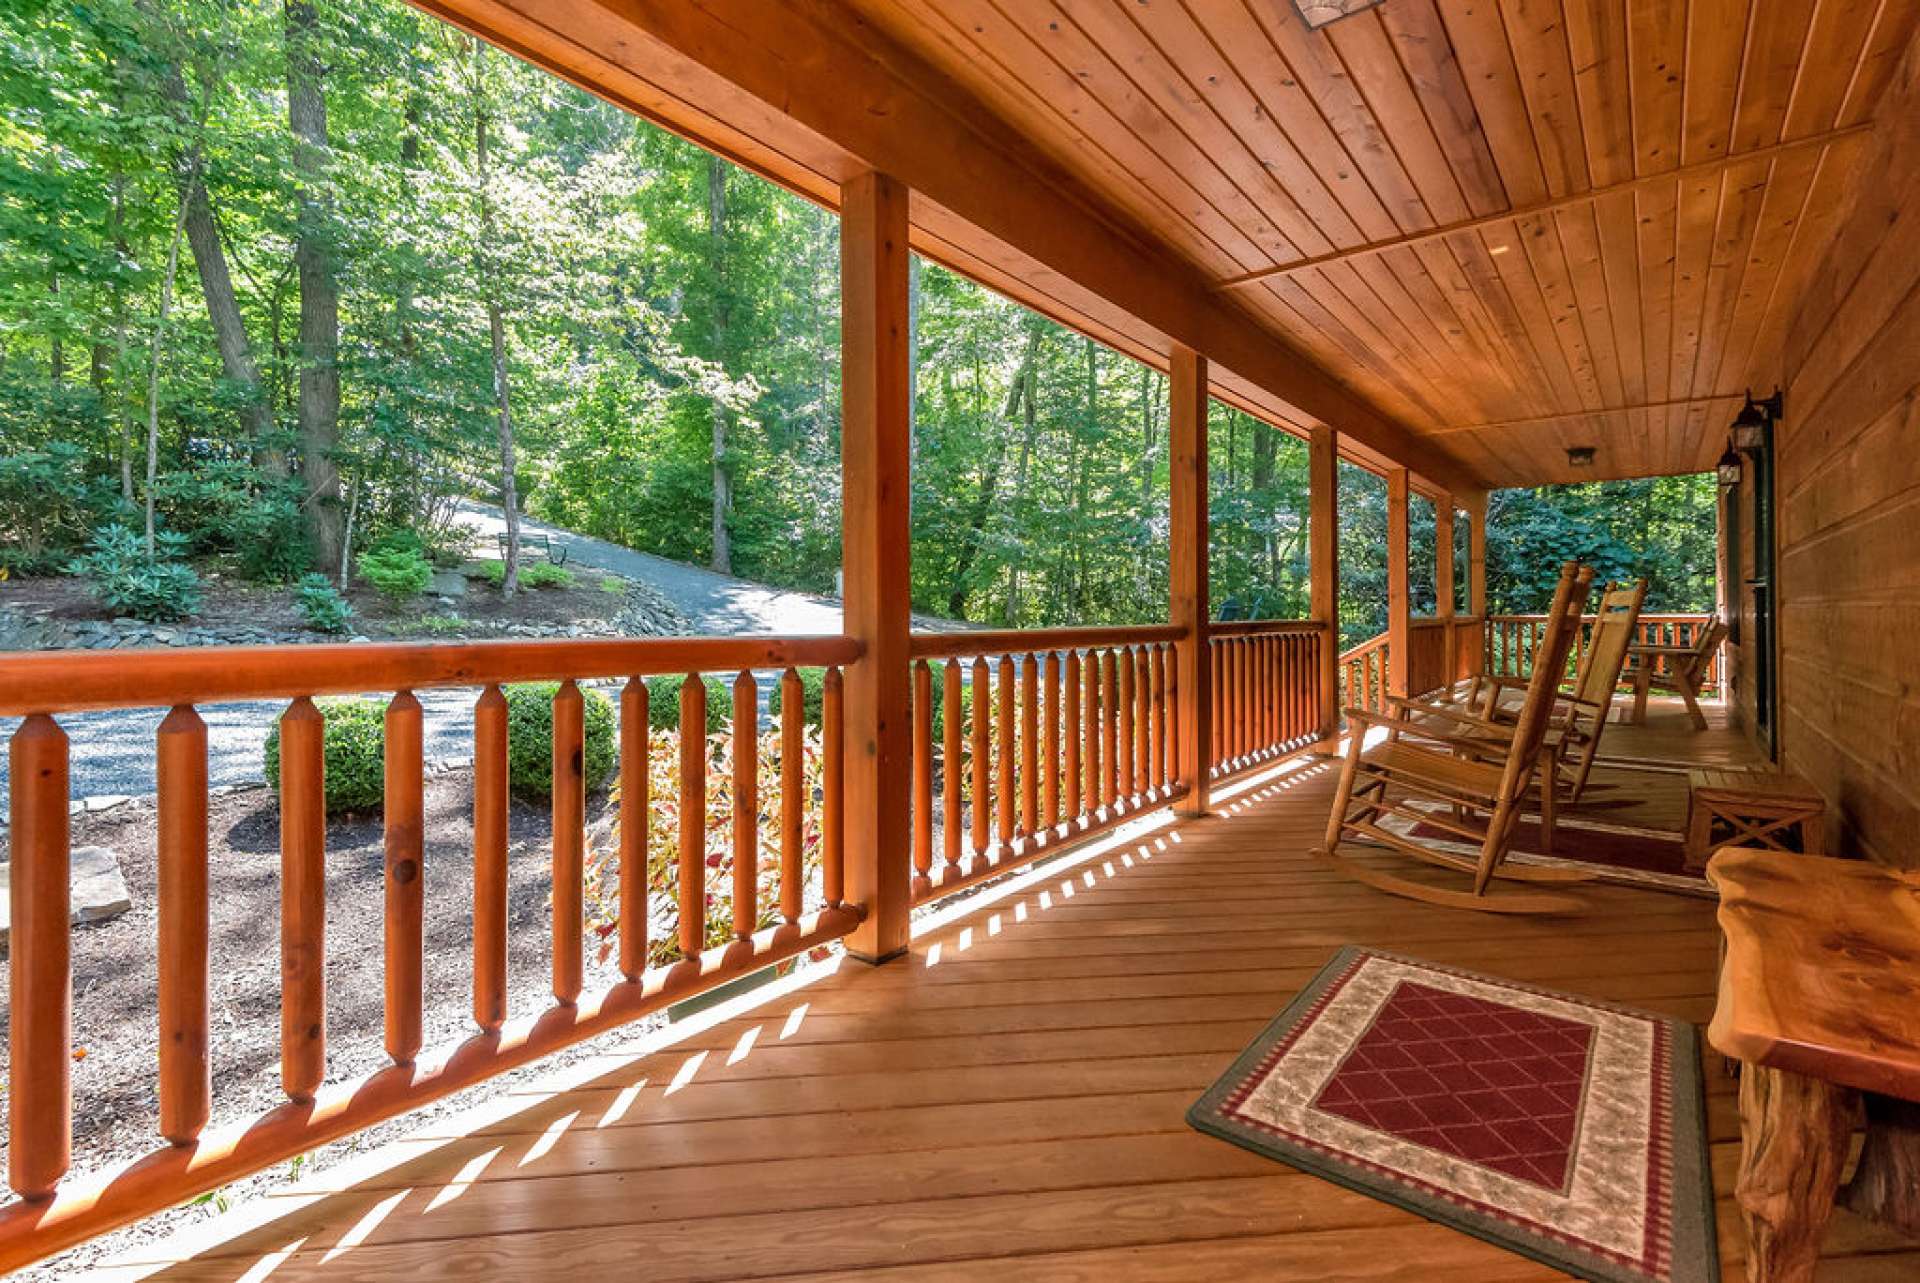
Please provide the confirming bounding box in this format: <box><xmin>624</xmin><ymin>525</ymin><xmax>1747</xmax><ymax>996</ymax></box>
<box><xmin>1566</xmin><ymin>446</ymin><xmax>1596</xmax><ymax>468</ymax></box>
<box><xmin>1292</xmin><ymin>0</ymin><xmax>1387</xmax><ymax>31</ymax></box>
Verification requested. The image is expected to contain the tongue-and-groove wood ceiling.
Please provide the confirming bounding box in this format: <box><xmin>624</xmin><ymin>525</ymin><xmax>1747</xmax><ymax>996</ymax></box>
<box><xmin>421</xmin><ymin>0</ymin><xmax>1919</xmax><ymax>491</ymax></box>
<box><xmin>844</xmin><ymin>0</ymin><xmax>1914</xmax><ymax>486</ymax></box>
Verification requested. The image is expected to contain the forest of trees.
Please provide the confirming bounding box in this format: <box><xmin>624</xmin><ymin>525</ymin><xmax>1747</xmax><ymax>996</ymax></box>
<box><xmin>0</xmin><ymin>0</ymin><xmax>1718</xmax><ymax>643</ymax></box>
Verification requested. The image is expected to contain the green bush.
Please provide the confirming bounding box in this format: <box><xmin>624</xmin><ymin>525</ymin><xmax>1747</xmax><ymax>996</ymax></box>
<box><xmin>68</xmin><ymin>525</ymin><xmax>203</xmax><ymax>622</ymax></box>
<box><xmin>520</xmin><ymin>561</ymin><xmax>573</xmax><ymax>590</ymax></box>
<box><xmin>356</xmin><ymin>544</ymin><xmax>433</xmax><ymax>603</ymax></box>
<box><xmin>264</xmin><ymin>697</ymin><xmax>385</xmax><ymax>815</ymax></box>
<box><xmin>467</xmin><ymin>560</ymin><xmax>506</xmax><ymax>588</ymax></box>
<box><xmin>599</xmin><ymin>576</ymin><xmax>625</xmax><ymax>595</ymax></box>
<box><xmin>292</xmin><ymin>574</ymin><xmax>353</xmax><ymax>634</ymax></box>
<box><xmin>644</xmin><ymin>674</ymin><xmax>735</xmax><ymax>733</ymax></box>
<box><xmin>767</xmin><ymin>667</ymin><xmax>827</xmax><ymax>726</ymax></box>
<box><xmin>505</xmin><ymin>682</ymin><xmax>616</xmax><ymax>799</ymax></box>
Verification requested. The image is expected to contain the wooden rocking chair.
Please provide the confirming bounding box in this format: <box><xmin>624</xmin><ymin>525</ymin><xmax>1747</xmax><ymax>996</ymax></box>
<box><xmin>1624</xmin><ymin>615</ymin><xmax>1727</xmax><ymax>730</ymax></box>
<box><xmin>1466</xmin><ymin>578</ymin><xmax>1647</xmax><ymax>802</ymax></box>
<box><xmin>1315</xmin><ymin>562</ymin><xmax>1597</xmax><ymax>914</ymax></box>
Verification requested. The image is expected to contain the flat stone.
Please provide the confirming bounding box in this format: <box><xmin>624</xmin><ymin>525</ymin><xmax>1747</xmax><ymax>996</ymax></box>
<box><xmin>0</xmin><ymin>846</ymin><xmax>134</xmax><ymax>943</ymax></box>
<box><xmin>428</xmin><ymin>570</ymin><xmax>467</xmax><ymax>598</ymax></box>
<box><xmin>83</xmin><ymin>794</ymin><xmax>132</xmax><ymax>814</ymax></box>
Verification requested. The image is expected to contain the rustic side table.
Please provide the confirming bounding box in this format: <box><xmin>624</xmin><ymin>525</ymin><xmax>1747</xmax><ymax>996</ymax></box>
<box><xmin>1707</xmin><ymin>849</ymin><xmax>1920</xmax><ymax>1282</ymax></box>
<box><xmin>1685</xmin><ymin>768</ymin><xmax>1826</xmax><ymax>870</ymax></box>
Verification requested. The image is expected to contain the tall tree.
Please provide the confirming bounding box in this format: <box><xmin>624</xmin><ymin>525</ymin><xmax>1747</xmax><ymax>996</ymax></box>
<box><xmin>707</xmin><ymin>153</ymin><xmax>731</xmax><ymax>574</ymax></box>
<box><xmin>285</xmin><ymin>0</ymin><xmax>344</xmax><ymax>569</ymax></box>
<box><xmin>467</xmin><ymin>38</ymin><xmax>519</xmax><ymax>594</ymax></box>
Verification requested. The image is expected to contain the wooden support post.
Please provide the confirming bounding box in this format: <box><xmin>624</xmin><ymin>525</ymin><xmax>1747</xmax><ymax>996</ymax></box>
<box><xmin>1464</xmin><ymin>491</ymin><xmax>1488</xmax><ymax>679</ymax></box>
<box><xmin>1736</xmin><ymin>1062</ymin><xmax>1856</xmax><ymax>1283</ymax></box>
<box><xmin>1386</xmin><ymin>468</ymin><xmax>1410</xmax><ymax>698</ymax></box>
<box><xmin>1170</xmin><ymin>343</ymin><xmax>1211</xmax><ymax>816</ymax></box>
<box><xmin>1309</xmin><ymin>425</ymin><xmax>1339</xmax><ymax>738</ymax></box>
<box><xmin>1435</xmin><ymin>495</ymin><xmax>1456</xmax><ymax>684</ymax></box>
<box><xmin>840</xmin><ymin>169</ymin><xmax>913</xmax><ymax>963</ymax></box>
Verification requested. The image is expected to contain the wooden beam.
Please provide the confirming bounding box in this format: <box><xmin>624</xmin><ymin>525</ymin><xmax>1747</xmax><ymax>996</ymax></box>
<box><xmin>409</xmin><ymin>0</ymin><xmax>1479</xmax><ymax>494</ymax></box>
<box><xmin>1386</xmin><ymin>468</ymin><xmax>1411</xmax><ymax>699</ymax></box>
<box><xmin>1435</xmin><ymin>495</ymin><xmax>1456</xmax><ymax>680</ymax></box>
<box><xmin>1218</xmin><ymin>126</ymin><xmax>1873</xmax><ymax>290</ymax></box>
<box><xmin>1429</xmin><ymin>393</ymin><xmax>1747</xmax><ymax>436</ymax></box>
<box><xmin>1170</xmin><ymin>345</ymin><xmax>1211</xmax><ymax>817</ymax></box>
<box><xmin>838</xmin><ymin>170</ymin><xmax>913</xmax><ymax>964</ymax></box>
<box><xmin>1309</xmin><ymin>426</ymin><xmax>1340</xmax><ymax>739</ymax></box>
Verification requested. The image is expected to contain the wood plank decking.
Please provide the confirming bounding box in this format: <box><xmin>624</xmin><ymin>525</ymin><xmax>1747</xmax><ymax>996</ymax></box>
<box><xmin>96</xmin><ymin>707</ymin><xmax>1920</xmax><ymax>1281</ymax></box>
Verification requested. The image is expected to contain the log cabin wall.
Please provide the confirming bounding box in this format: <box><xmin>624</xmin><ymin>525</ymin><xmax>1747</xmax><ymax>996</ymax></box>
<box><xmin>1753</xmin><ymin>28</ymin><xmax>1920</xmax><ymax>868</ymax></box>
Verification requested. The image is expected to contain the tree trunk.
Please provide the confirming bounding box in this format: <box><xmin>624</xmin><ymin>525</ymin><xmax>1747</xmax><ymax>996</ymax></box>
<box><xmin>286</xmin><ymin>0</ymin><xmax>343</xmax><ymax>571</ymax></box>
<box><xmin>945</xmin><ymin>325</ymin><xmax>1037</xmax><ymax>619</ymax></box>
<box><xmin>471</xmin><ymin>42</ymin><xmax>518</xmax><ymax>595</ymax></box>
<box><xmin>146</xmin><ymin>169</ymin><xmax>195</xmax><ymax>556</ymax></box>
<box><xmin>48</xmin><ymin>276</ymin><xmax>63</xmax><ymax>386</ymax></box>
<box><xmin>707</xmin><ymin>154</ymin><xmax>732</xmax><ymax>575</ymax></box>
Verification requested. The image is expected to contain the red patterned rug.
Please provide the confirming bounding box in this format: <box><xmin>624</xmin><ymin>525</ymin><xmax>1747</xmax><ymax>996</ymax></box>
<box><xmin>1189</xmin><ymin>948</ymin><xmax>1716</xmax><ymax>1283</ymax></box>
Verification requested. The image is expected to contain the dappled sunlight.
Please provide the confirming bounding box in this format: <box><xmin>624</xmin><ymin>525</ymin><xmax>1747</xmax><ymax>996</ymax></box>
<box><xmin>423</xmin><ymin>1146</ymin><xmax>504</xmax><ymax>1211</ymax></box>
<box><xmin>780</xmin><ymin>1003</ymin><xmax>810</xmax><ymax>1040</ymax></box>
<box><xmin>317</xmin><ymin>1190</ymin><xmax>409</xmax><ymax>1264</ymax></box>
<box><xmin>665</xmin><ymin>1050</ymin><xmax>708</xmax><ymax>1096</ymax></box>
<box><xmin>232</xmin><ymin>1238</ymin><xmax>308</xmax><ymax>1283</ymax></box>
<box><xmin>597</xmin><ymin>1081</ymin><xmax>647</xmax><ymax>1129</ymax></box>
<box><xmin>517</xmin><ymin>1112</ymin><xmax>579</xmax><ymax>1168</ymax></box>
<box><xmin>727</xmin><ymin>1025</ymin><xmax>761</xmax><ymax>1066</ymax></box>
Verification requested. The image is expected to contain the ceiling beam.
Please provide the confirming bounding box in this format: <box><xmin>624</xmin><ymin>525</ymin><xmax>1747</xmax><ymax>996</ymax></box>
<box><xmin>1217</xmin><ymin>126</ymin><xmax>1873</xmax><ymax>291</ymax></box>
<box><xmin>409</xmin><ymin>0</ymin><xmax>1481</xmax><ymax>493</ymax></box>
<box><xmin>1432</xmin><ymin>394</ymin><xmax>1747</xmax><ymax>436</ymax></box>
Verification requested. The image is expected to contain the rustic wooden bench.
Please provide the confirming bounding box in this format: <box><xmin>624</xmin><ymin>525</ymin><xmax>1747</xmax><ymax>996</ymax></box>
<box><xmin>1706</xmin><ymin>848</ymin><xmax>1920</xmax><ymax>1281</ymax></box>
<box><xmin>495</xmin><ymin>531</ymin><xmax>569</xmax><ymax>565</ymax></box>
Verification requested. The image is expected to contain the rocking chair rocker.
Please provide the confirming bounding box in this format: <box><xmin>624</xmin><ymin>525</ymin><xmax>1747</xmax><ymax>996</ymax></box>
<box><xmin>1314</xmin><ymin>562</ymin><xmax>1597</xmax><ymax>914</ymax></box>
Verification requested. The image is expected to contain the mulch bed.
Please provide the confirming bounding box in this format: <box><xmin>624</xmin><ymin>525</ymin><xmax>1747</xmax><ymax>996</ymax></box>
<box><xmin>0</xmin><ymin>768</ymin><xmax>650</xmax><ymax>1278</ymax></box>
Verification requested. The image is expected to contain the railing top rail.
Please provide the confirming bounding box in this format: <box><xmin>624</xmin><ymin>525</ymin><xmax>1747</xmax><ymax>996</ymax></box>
<box><xmin>1407</xmin><ymin>616</ymin><xmax>1449</xmax><ymax>629</ymax></box>
<box><xmin>0</xmin><ymin>633</ymin><xmax>863</xmax><ymax>716</ymax></box>
<box><xmin>1206</xmin><ymin>618</ymin><xmax>1325</xmax><ymax>637</ymax></box>
<box><xmin>1486</xmin><ymin>611</ymin><xmax>1711</xmax><ymax>622</ymax></box>
<box><xmin>908</xmin><ymin>623</ymin><xmax>1186</xmax><ymax>660</ymax></box>
<box><xmin>1337</xmin><ymin>631</ymin><xmax>1390</xmax><ymax>664</ymax></box>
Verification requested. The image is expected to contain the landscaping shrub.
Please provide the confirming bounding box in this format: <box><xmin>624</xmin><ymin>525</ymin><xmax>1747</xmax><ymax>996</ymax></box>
<box><xmin>356</xmin><ymin>544</ymin><xmax>433</xmax><ymax>603</ymax></box>
<box><xmin>504</xmin><ymin>682</ymin><xmax>616</xmax><ymax>799</ymax></box>
<box><xmin>520</xmin><ymin>561</ymin><xmax>574</xmax><ymax>590</ymax></box>
<box><xmin>68</xmin><ymin>525</ymin><xmax>203</xmax><ymax>622</ymax></box>
<box><xmin>293</xmin><ymin>574</ymin><xmax>354</xmax><ymax>634</ymax></box>
<box><xmin>644</xmin><ymin>674</ymin><xmax>735</xmax><ymax>734</ymax></box>
<box><xmin>0</xmin><ymin>442</ymin><xmax>97</xmax><ymax>565</ymax></box>
<box><xmin>264</xmin><ymin>697</ymin><xmax>385</xmax><ymax>815</ymax></box>
<box><xmin>767</xmin><ymin>667</ymin><xmax>827</xmax><ymax>726</ymax></box>
<box><xmin>467</xmin><ymin>559</ymin><xmax>506</xmax><ymax>588</ymax></box>
<box><xmin>599</xmin><ymin>576</ymin><xmax>625</xmax><ymax>595</ymax></box>
<box><xmin>153</xmin><ymin>461</ymin><xmax>307</xmax><ymax>580</ymax></box>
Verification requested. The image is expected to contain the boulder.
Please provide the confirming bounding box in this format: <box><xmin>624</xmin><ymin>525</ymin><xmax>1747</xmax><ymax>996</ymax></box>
<box><xmin>0</xmin><ymin>845</ymin><xmax>134</xmax><ymax>944</ymax></box>
<box><xmin>428</xmin><ymin>569</ymin><xmax>468</xmax><ymax>598</ymax></box>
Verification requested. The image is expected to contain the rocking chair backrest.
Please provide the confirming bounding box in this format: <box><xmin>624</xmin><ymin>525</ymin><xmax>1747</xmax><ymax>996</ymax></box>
<box><xmin>1570</xmin><ymin>579</ymin><xmax>1648</xmax><ymax>708</ymax></box>
<box><xmin>1497</xmin><ymin>563</ymin><xmax>1595</xmax><ymax>798</ymax></box>
<box><xmin>1681</xmin><ymin>615</ymin><xmax>1730</xmax><ymax>681</ymax></box>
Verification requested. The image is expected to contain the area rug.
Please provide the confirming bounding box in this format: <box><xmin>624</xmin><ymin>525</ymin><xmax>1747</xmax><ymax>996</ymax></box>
<box><xmin>1375</xmin><ymin>801</ymin><xmax>1707</xmax><ymax>896</ymax></box>
<box><xmin>1188</xmin><ymin>948</ymin><xmax>1717</xmax><ymax>1283</ymax></box>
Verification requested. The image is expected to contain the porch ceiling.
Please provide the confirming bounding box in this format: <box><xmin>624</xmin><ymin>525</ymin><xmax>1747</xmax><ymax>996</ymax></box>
<box><xmin>414</xmin><ymin>1</ymin><xmax>1918</xmax><ymax>490</ymax></box>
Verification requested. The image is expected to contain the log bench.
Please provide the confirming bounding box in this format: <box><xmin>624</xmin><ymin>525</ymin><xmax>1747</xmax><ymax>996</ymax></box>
<box><xmin>1706</xmin><ymin>848</ymin><xmax>1920</xmax><ymax>1282</ymax></box>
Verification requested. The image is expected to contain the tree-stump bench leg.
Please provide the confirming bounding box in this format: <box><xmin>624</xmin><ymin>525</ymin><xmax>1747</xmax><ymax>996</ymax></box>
<box><xmin>1737</xmin><ymin>1062</ymin><xmax>1859</xmax><ymax>1282</ymax></box>
<box><xmin>1842</xmin><ymin>1095</ymin><xmax>1920</xmax><ymax>1237</ymax></box>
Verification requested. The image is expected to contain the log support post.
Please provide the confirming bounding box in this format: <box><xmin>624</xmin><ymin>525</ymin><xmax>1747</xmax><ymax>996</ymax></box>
<box><xmin>1842</xmin><ymin>1095</ymin><xmax>1920</xmax><ymax>1237</ymax></box>
<box><xmin>1736</xmin><ymin>1062</ymin><xmax>1858</xmax><ymax>1283</ymax></box>
<box><xmin>1435</xmin><ymin>493</ymin><xmax>1455</xmax><ymax>685</ymax></box>
<box><xmin>839</xmin><ymin>169</ymin><xmax>913</xmax><ymax>963</ymax></box>
<box><xmin>1309</xmin><ymin>425</ymin><xmax>1339</xmax><ymax>739</ymax></box>
<box><xmin>1464</xmin><ymin>490</ymin><xmax>1488</xmax><ymax>677</ymax></box>
<box><xmin>1386</xmin><ymin>467</ymin><xmax>1410</xmax><ymax>698</ymax></box>
<box><xmin>1170</xmin><ymin>344</ymin><xmax>1210</xmax><ymax>816</ymax></box>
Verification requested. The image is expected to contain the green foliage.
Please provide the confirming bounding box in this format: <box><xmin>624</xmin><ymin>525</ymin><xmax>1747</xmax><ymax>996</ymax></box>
<box><xmin>355</xmin><ymin>544</ymin><xmax>433</xmax><ymax>604</ymax></box>
<box><xmin>152</xmin><ymin>463</ymin><xmax>307</xmax><ymax>581</ymax></box>
<box><xmin>519</xmin><ymin>561</ymin><xmax>573</xmax><ymax>590</ymax></box>
<box><xmin>644</xmin><ymin>674</ymin><xmax>735</xmax><ymax>734</ymax></box>
<box><xmin>467</xmin><ymin>560</ymin><xmax>506</xmax><ymax>588</ymax></box>
<box><xmin>504</xmin><ymin>682</ymin><xmax>616</xmax><ymax>799</ymax></box>
<box><xmin>292</xmin><ymin>574</ymin><xmax>354</xmax><ymax>634</ymax></box>
<box><xmin>264</xmin><ymin>698</ymin><xmax>385</xmax><ymax>816</ymax></box>
<box><xmin>599</xmin><ymin>576</ymin><xmax>625</xmax><ymax>595</ymax></box>
<box><xmin>1485</xmin><ymin>477</ymin><xmax>1718</xmax><ymax>614</ymax></box>
<box><xmin>0</xmin><ymin>443</ymin><xmax>99</xmax><ymax>564</ymax></box>
<box><xmin>69</xmin><ymin>525</ymin><xmax>202</xmax><ymax>621</ymax></box>
<box><xmin>767</xmin><ymin>667</ymin><xmax>826</xmax><ymax>726</ymax></box>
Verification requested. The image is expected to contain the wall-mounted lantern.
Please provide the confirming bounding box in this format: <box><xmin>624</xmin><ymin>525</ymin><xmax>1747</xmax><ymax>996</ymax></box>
<box><xmin>1732</xmin><ymin>390</ymin><xmax>1782</xmax><ymax>454</ymax></box>
<box><xmin>1716</xmin><ymin>442</ymin><xmax>1743</xmax><ymax>488</ymax></box>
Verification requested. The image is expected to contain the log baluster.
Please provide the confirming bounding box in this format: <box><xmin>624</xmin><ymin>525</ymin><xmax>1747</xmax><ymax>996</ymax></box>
<box><xmin>552</xmin><ymin>680</ymin><xmax>585</xmax><ymax>1005</ymax></box>
<box><xmin>279</xmin><ymin>697</ymin><xmax>326</xmax><ymax>1104</ymax></box>
<box><xmin>9</xmin><ymin>715</ymin><xmax>71</xmax><ymax>1200</ymax></box>
<box><xmin>620</xmin><ymin>678</ymin><xmax>649</xmax><ymax>977</ymax></box>
<box><xmin>1151</xmin><ymin>644</ymin><xmax>1168</xmax><ymax>790</ymax></box>
<box><xmin>157</xmin><ymin>706</ymin><xmax>209</xmax><ymax>1145</ymax></box>
<box><xmin>1117</xmin><ymin>646</ymin><xmax>1136</xmax><ymax>801</ymax></box>
<box><xmin>1164</xmin><ymin>643</ymin><xmax>1179</xmax><ymax>787</ymax></box>
<box><xmin>473</xmin><ymin>685</ymin><xmax>509</xmax><ymax>1031</ymax></box>
<box><xmin>912</xmin><ymin>659</ymin><xmax>933</xmax><ymax>897</ymax></box>
<box><xmin>1042</xmin><ymin>651</ymin><xmax>1061</xmax><ymax>829</ymax></box>
<box><xmin>1101</xmin><ymin>649</ymin><xmax>1120</xmax><ymax>806</ymax></box>
<box><xmin>677</xmin><ymin>675</ymin><xmax>708</xmax><ymax>958</ymax></box>
<box><xmin>941</xmin><ymin>659</ymin><xmax>963</xmax><ymax>876</ymax></box>
<box><xmin>779</xmin><ymin>670</ymin><xmax>803</xmax><ymax>923</ymax></box>
<box><xmin>1134</xmin><ymin>646</ymin><xmax>1151</xmax><ymax>794</ymax></box>
<box><xmin>384</xmin><ymin>691</ymin><xmax>425</xmax><ymax>1065</ymax></box>
<box><xmin>1064</xmin><ymin>649</ymin><xmax>1083</xmax><ymax>820</ymax></box>
<box><xmin>1083</xmin><ymin>649</ymin><xmax>1102</xmax><ymax>812</ymax></box>
<box><xmin>732</xmin><ymin>671</ymin><xmax>759</xmax><ymax>940</ymax></box>
<box><xmin>1019</xmin><ymin>653</ymin><xmax>1038</xmax><ymax>838</ymax></box>
<box><xmin>822</xmin><ymin>667</ymin><xmax>844</xmax><ymax>906</ymax></box>
<box><xmin>970</xmin><ymin>656</ymin><xmax>990</xmax><ymax>858</ymax></box>
<box><xmin>996</xmin><ymin>653</ymin><xmax>1016</xmax><ymax>847</ymax></box>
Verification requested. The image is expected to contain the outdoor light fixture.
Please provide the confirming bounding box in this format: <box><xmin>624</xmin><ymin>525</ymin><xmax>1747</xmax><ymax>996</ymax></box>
<box><xmin>1732</xmin><ymin>389</ymin><xmax>1782</xmax><ymax>453</ymax></box>
<box><xmin>1566</xmin><ymin>445</ymin><xmax>1596</xmax><ymax>468</ymax></box>
<box><xmin>1716</xmin><ymin>442</ymin><xmax>1743</xmax><ymax>488</ymax></box>
<box><xmin>1292</xmin><ymin>0</ymin><xmax>1386</xmax><ymax>30</ymax></box>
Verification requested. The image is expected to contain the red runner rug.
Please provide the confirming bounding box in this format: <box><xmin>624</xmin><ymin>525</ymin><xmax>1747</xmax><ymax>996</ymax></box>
<box><xmin>1189</xmin><ymin>948</ymin><xmax>1717</xmax><ymax>1283</ymax></box>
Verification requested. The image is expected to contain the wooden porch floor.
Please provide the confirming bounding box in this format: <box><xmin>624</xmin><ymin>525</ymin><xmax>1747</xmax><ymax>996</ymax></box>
<box><xmin>98</xmin><ymin>706</ymin><xmax>1920</xmax><ymax>1281</ymax></box>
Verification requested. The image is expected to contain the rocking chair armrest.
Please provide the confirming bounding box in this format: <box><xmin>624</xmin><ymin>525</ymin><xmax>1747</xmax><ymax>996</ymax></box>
<box><xmin>1628</xmin><ymin>643</ymin><xmax>1697</xmax><ymax>656</ymax></box>
<box><xmin>1382</xmin><ymin>696</ymin><xmax>1506</xmax><ymax>733</ymax></box>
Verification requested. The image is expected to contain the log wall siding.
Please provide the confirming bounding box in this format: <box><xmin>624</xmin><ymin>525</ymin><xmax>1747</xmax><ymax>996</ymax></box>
<box><xmin>1758</xmin><ymin>29</ymin><xmax>1920</xmax><ymax>868</ymax></box>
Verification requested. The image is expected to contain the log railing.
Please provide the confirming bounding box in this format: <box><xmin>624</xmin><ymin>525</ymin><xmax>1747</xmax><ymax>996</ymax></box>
<box><xmin>1485</xmin><ymin>612</ymin><xmax>1720</xmax><ymax>691</ymax></box>
<box><xmin>1337</xmin><ymin>631</ymin><xmax>1391</xmax><ymax>717</ymax></box>
<box><xmin>0</xmin><ymin>634</ymin><xmax>861</xmax><ymax>1271</ymax></box>
<box><xmin>906</xmin><ymin>625</ymin><xmax>1186</xmax><ymax>905</ymax></box>
<box><xmin>1206</xmin><ymin>620</ymin><xmax>1326</xmax><ymax>779</ymax></box>
<box><xmin>1404</xmin><ymin>618</ymin><xmax>1451</xmax><ymax>698</ymax></box>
